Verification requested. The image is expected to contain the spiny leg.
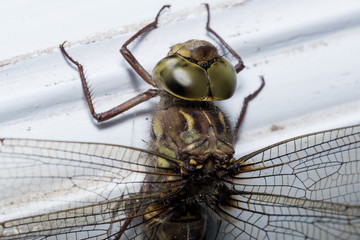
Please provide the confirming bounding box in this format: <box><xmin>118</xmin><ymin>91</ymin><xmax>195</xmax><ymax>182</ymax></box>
<box><xmin>234</xmin><ymin>76</ymin><xmax>265</xmax><ymax>141</ymax></box>
<box><xmin>203</xmin><ymin>4</ymin><xmax>245</xmax><ymax>73</ymax></box>
<box><xmin>59</xmin><ymin>42</ymin><xmax>161</xmax><ymax>122</ymax></box>
<box><xmin>120</xmin><ymin>5</ymin><xmax>171</xmax><ymax>87</ymax></box>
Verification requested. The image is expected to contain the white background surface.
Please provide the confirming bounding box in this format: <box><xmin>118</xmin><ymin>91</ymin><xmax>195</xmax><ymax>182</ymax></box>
<box><xmin>0</xmin><ymin>0</ymin><xmax>360</xmax><ymax>157</ymax></box>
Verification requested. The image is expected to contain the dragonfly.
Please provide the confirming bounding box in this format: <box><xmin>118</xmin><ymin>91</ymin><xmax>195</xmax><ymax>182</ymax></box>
<box><xmin>1</xmin><ymin>4</ymin><xmax>360</xmax><ymax>240</ymax></box>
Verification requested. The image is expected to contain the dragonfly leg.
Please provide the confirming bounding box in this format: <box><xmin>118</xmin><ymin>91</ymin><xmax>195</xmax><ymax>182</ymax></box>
<box><xmin>88</xmin><ymin>88</ymin><xmax>161</xmax><ymax>122</ymax></box>
<box><xmin>203</xmin><ymin>4</ymin><xmax>245</xmax><ymax>73</ymax></box>
<box><xmin>120</xmin><ymin>5</ymin><xmax>171</xmax><ymax>86</ymax></box>
<box><xmin>59</xmin><ymin>6</ymin><xmax>169</xmax><ymax>123</ymax></box>
<box><xmin>234</xmin><ymin>76</ymin><xmax>265</xmax><ymax>140</ymax></box>
<box><xmin>60</xmin><ymin>42</ymin><xmax>161</xmax><ymax>122</ymax></box>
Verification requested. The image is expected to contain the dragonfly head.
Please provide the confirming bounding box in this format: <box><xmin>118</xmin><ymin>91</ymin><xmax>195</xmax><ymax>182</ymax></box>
<box><xmin>152</xmin><ymin>39</ymin><xmax>237</xmax><ymax>101</ymax></box>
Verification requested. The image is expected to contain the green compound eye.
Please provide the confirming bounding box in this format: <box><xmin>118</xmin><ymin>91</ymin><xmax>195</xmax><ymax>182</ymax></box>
<box><xmin>208</xmin><ymin>57</ymin><xmax>237</xmax><ymax>100</ymax></box>
<box><xmin>153</xmin><ymin>55</ymin><xmax>209</xmax><ymax>101</ymax></box>
<box><xmin>152</xmin><ymin>55</ymin><xmax>237</xmax><ymax>101</ymax></box>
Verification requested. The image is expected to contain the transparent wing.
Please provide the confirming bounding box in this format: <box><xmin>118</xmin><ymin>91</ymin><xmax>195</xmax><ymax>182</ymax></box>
<box><xmin>217</xmin><ymin>124</ymin><xmax>360</xmax><ymax>240</ymax></box>
<box><xmin>0</xmin><ymin>139</ymin><xmax>183</xmax><ymax>240</ymax></box>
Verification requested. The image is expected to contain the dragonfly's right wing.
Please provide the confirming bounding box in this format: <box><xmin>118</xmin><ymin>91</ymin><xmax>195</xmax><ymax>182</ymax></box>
<box><xmin>0</xmin><ymin>138</ymin><xmax>184</xmax><ymax>240</ymax></box>
<box><xmin>216</xmin><ymin>124</ymin><xmax>360</xmax><ymax>240</ymax></box>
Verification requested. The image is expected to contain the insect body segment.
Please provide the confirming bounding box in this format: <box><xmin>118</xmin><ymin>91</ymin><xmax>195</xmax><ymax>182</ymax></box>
<box><xmin>153</xmin><ymin>40</ymin><xmax>237</xmax><ymax>101</ymax></box>
<box><xmin>151</xmin><ymin>95</ymin><xmax>235</xmax><ymax>176</ymax></box>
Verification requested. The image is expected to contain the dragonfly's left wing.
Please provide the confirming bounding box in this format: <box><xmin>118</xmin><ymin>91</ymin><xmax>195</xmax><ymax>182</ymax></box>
<box><xmin>0</xmin><ymin>138</ymin><xmax>184</xmax><ymax>240</ymax></box>
<box><xmin>216</xmin><ymin>124</ymin><xmax>360</xmax><ymax>240</ymax></box>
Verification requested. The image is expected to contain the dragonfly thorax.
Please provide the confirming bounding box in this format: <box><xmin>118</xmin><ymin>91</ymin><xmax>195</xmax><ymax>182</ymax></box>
<box><xmin>151</xmin><ymin>93</ymin><xmax>235</xmax><ymax>167</ymax></box>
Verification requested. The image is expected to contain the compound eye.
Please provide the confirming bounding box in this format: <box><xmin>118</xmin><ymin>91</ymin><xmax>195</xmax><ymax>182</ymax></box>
<box><xmin>208</xmin><ymin>57</ymin><xmax>237</xmax><ymax>100</ymax></box>
<box><xmin>152</xmin><ymin>55</ymin><xmax>209</xmax><ymax>100</ymax></box>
